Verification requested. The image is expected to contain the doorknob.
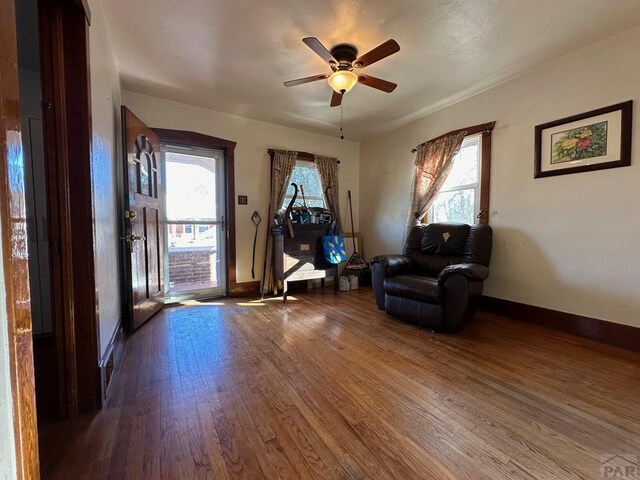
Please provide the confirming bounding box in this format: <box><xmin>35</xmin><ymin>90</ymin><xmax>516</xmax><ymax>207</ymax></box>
<box><xmin>124</xmin><ymin>210</ymin><xmax>137</xmax><ymax>219</ymax></box>
<box><xmin>121</xmin><ymin>234</ymin><xmax>146</xmax><ymax>243</ymax></box>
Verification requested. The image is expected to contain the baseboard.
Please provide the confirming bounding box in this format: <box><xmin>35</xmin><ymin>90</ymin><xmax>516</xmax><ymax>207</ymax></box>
<box><xmin>480</xmin><ymin>296</ymin><xmax>640</xmax><ymax>353</ymax></box>
<box><xmin>99</xmin><ymin>318</ymin><xmax>126</xmax><ymax>402</ymax></box>
<box><xmin>228</xmin><ymin>280</ymin><xmax>260</xmax><ymax>297</ymax></box>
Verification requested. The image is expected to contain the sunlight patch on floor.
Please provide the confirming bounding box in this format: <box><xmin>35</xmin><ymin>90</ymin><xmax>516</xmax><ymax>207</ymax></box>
<box><xmin>176</xmin><ymin>296</ymin><xmax>299</xmax><ymax>307</ymax></box>
<box><xmin>248</xmin><ymin>296</ymin><xmax>298</xmax><ymax>303</ymax></box>
<box><xmin>178</xmin><ymin>300</ymin><xmax>226</xmax><ymax>306</ymax></box>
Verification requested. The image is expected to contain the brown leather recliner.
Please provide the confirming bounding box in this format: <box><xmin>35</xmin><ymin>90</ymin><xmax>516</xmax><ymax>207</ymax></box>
<box><xmin>371</xmin><ymin>223</ymin><xmax>492</xmax><ymax>332</ymax></box>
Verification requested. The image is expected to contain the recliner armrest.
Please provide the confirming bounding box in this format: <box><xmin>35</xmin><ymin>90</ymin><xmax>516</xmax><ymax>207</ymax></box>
<box><xmin>370</xmin><ymin>254</ymin><xmax>413</xmax><ymax>277</ymax></box>
<box><xmin>438</xmin><ymin>263</ymin><xmax>489</xmax><ymax>285</ymax></box>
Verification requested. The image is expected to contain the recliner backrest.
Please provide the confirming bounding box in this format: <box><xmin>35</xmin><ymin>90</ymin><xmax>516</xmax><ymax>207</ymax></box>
<box><xmin>403</xmin><ymin>223</ymin><xmax>492</xmax><ymax>276</ymax></box>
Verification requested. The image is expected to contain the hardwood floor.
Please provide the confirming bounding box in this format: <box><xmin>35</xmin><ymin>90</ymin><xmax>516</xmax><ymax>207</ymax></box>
<box><xmin>39</xmin><ymin>288</ymin><xmax>640</xmax><ymax>479</ymax></box>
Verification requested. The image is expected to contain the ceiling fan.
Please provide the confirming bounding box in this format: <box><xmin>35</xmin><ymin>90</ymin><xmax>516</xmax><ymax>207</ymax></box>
<box><xmin>284</xmin><ymin>37</ymin><xmax>400</xmax><ymax>107</ymax></box>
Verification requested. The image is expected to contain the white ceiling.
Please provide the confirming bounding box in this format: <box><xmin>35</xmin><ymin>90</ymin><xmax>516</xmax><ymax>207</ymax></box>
<box><xmin>102</xmin><ymin>0</ymin><xmax>640</xmax><ymax>140</ymax></box>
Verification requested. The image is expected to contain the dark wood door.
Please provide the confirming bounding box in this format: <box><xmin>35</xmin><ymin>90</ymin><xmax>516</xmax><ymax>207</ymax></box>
<box><xmin>121</xmin><ymin>106</ymin><xmax>164</xmax><ymax>329</ymax></box>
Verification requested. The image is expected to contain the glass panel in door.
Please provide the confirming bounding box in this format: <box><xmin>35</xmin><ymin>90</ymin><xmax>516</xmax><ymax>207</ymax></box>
<box><xmin>162</xmin><ymin>145</ymin><xmax>226</xmax><ymax>301</ymax></box>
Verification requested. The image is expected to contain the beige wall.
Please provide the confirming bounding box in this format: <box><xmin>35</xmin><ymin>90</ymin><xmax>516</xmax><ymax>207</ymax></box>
<box><xmin>360</xmin><ymin>26</ymin><xmax>640</xmax><ymax>328</ymax></box>
<box><xmin>0</xmin><ymin>221</ymin><xmax>16</xmax><ymax>480</ymax></box>
<box><xmin>88</xmin><ymin>0</ymin><xmax>122</xmax><ymax>356</ymax></box>
<box><xmin>122</xmin><ymin>91</ymin><xmax>360</xmax><ymax>285</ymax></box>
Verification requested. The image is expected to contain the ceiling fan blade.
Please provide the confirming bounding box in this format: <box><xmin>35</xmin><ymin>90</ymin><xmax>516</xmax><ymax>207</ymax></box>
<box><xmin>283</xmin><ymin>74</ymin><xmax>328</xmax><ymax>87</ymax></box>
<box><xmin>357</xmin><ymin>73</ymin><xmax>397</xmax><ymax>93</ymax></box>
<box><xmin>330</xmin><ymin>91</ymin><xmax>343</xmax><ymax>107</ymax></box>
<box><xmin>302</xmin><ymin>37</ymin><xmax>337</xmax><ymax>65</ymax></box>
<box><xmin>354</xmin><ymin>39</ymin><xmax>400</xmax><ymax>68</ymax></box>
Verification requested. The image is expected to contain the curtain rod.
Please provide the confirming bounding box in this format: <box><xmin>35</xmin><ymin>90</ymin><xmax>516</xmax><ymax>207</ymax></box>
<box><xmin>410</xmin><ymin>121</ymin><xmax>496</xmax><ymax>153</ymax></box>
<box><xmin>268</xmin><ymin>148</ymin><xmax>340</xmax><ymax>164</ymax></box>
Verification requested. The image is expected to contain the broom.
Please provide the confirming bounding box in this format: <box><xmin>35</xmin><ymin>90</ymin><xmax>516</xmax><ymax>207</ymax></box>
<box><xmin>340</xmin><ymin>190</ymin><xmax>370</xmax><ymax>285</ymax></box>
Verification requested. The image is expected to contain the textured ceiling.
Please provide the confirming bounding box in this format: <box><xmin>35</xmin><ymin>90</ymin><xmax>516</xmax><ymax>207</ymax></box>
<box><xmin>102</xmin><ymin>0</ymin><xmax>640</xmax><ymax>140</ymax></box>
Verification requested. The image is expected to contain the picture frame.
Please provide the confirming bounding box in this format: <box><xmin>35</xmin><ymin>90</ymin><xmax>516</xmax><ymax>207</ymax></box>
<box><xmin>534</xmin><ymin>100</ymin><xmax>632</xmax><ymax>178</ymax></box>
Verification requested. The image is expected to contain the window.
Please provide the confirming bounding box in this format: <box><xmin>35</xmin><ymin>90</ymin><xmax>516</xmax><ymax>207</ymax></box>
<box><xmin>282</xmin><ymin>160</ymin><xmax>326</xmax><ymax>209</ymax></box>
<box><xmin>429</xmin><ymin>134</ymin><xmax>482</xmax><ymax>224</ymax></box>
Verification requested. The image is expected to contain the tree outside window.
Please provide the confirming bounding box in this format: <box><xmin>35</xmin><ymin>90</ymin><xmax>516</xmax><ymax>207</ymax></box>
<box><xmin>282</xmin><ymin>161</ymin><xmax>326</xmax><ymax>209</ymax></box>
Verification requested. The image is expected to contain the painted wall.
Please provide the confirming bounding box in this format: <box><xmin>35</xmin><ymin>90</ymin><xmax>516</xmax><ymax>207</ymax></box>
<box><xmin>0</xmin><ymin>221</ymin><xmax>16</xmax><ymax>480</ymax></box>
<box><xmin>122</xmin><ymin>91</ymin><xmax>360</xmax><ymax>285</ymax></box>
<box><xmin>360</xmin><ymin>26</ymin><xmax>640</xmax><ymax>328</ymax></box>
<box><xmin>88</xmin><ymin>0</ymin><xmax>122</xmax><ymax>356</ymax></box>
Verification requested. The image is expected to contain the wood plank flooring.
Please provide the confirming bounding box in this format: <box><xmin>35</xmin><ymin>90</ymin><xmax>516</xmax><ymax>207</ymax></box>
<box><xmin>39</xmin><ymin>288</ymin><xmax>640</xmax><ymax>479</ymax></box>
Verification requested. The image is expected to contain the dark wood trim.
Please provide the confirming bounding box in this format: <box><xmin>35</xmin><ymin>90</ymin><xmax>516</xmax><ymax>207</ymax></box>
<box><xmin>155</xmin><ymin>128</ymin><xmax>236</xmax><ymax>150</ymax></box>
<box><xmin>152</xmin><ymin>128</ymin><xmax>239</xmax><ymax>294</ymax></box>
<box><xmin>39</xmin><ymin>0</ymin><xmax>99</xmax><ymax>416</ymax></box>
<box><xmin>228</xmin><ymin>280</ymin><xmax>261</xmax><ymax>296</ymax></box>
<box><xmin>480</xmin><ymin>296</ymin><xmax>640</xmax><ymax>353</ymax></box>
<box><xmin>534</xmin><ymin>100</ymin><xmax>632</xmax><ymax>179</ymax></box>
<box><xmin>0</xmin><ymin>0</ymin><xmax>40</xmax><ymax>475</ymax></box>
<box><xmin>73</xmin><ymin>0</ymin><xmax>91</xmax><ymax>24</ymax></box>
<box><xmin>478</xmin><ymin>127</ymin><xmax>493</xmax><ymax>224</ymax></box>
<box><xmin>267</xmin><ymin>149</ymin><xmax>341</xmax><ymax>164</ymax></box>
<box><xmin>226</xmin><ymin>147</ymin><xmax>237</xmax><ymax>292</ymax></box>
<box><xmin>412</xmin><ymin>121</ymin><xmax>496</xmax><ymax>152</ymax></box>
<box><xmin>64</xmin><ymin>0</ymin><xmax>99</xmax><ymax>413</ymax></box>
<box><xmin>39</xmin><ymin>0</ymin><xmax>76</xmax><ymax>419</ymax></box>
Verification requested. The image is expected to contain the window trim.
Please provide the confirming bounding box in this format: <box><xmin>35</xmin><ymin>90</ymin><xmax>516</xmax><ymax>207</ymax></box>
<box><xmin>417</xmin><ymin>121</ymin><xmax>495</xmax><ymax>225</ymax></box>
<box><xmin>429</xmin><ymin>133</ymin><xmax>482</xmax><ymax>224</ymax></box>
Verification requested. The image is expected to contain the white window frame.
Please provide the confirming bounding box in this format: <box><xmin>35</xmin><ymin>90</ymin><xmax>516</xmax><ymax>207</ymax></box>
<box><xmin>428</xmin><ymin>133</ymin><xmax>482</xmax><ymax>224</ymax></box>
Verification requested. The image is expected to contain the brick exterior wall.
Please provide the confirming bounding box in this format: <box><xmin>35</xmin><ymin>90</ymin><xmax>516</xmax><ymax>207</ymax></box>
<box><xmin>168</xmin><ymin>248</ymin><xmax>218</xmax><ymax>289</ymax></box>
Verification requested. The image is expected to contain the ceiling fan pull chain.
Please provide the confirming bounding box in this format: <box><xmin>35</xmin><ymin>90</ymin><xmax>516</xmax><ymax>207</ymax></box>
<box><xmin>340</xmin><ymin>102</ymin><xmax>344</xmax><ymax>140</ymax></box>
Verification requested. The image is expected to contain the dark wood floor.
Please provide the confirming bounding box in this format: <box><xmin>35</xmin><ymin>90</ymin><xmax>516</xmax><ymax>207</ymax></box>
<box><xmin>40</xmin><ymin>288</ymin><xmax>640</xmax><ymax>479</ymax></box>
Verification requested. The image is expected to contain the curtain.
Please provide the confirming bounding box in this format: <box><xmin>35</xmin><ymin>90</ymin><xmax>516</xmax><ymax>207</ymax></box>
<box><xmin>263</xmin><ymin>150</ymin><xmax>297</xmax><ymax>294</ymax></box>
<box><xmin>314</xmin><ymin>155</ymin><xmax>343</xmax><ymax>231</ymax></box>
<box><xmin>405</xmin><ymin>130</ymin><xmax>467</xmax><ymax>238</ymax></box>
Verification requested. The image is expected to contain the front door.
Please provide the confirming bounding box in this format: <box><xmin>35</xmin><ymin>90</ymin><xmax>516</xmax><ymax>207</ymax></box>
<box><xmin>121</xmin><ymin>106</ymin><xmax>164</xmax><ymax>329</ymax></box>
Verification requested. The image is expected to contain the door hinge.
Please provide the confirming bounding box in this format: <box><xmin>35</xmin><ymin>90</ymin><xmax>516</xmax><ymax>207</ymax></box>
<box><xmin>124</xmin><ymin>210</ymin><xmax>137</xmax><ymax>219</ymax></box>
<box><xmin>41</xmin><ymin>100</ymin><xmax>53</xmax><ymax>111</ymax></box>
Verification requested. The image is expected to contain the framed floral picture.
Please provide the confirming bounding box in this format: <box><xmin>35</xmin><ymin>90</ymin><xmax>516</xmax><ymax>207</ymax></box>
<box><xmin>534</xmin><ymin>100</ymin><xmax>632</xmax><ymax>178</ymax></box>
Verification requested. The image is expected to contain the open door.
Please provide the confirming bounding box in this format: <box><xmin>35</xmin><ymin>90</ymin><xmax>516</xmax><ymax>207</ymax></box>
<box><xmin>121</xmin><ymin>106</ymin><xmax>164</xmax><ymax>330</ymax></box>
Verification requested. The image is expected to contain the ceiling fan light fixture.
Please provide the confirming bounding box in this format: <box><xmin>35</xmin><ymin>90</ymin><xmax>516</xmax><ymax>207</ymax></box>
<box><xmin>328</xmin><ymin>70</ymin><xmax>358</xmax><ymax>93</ymax></box>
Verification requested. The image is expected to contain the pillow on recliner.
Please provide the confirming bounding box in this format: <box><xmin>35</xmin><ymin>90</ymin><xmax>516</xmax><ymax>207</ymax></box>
<box><xmin>420</xmin><ymin>223</ymin><xmax>470</xmax><ymax>256</ymax></box>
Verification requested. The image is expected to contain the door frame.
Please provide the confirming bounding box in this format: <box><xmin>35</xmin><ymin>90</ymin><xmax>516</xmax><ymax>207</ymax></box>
<box><xmin>38</xmin><ymin>0</ymin><xmax>100</xmax><ymax>415</ymax></box>
<box><xmin>152</xmin><ymin>129</ymin><xmax>244</xmax><ymax>294</ymax></box>
<box><xmin>1</xmin><ymin>0</ymin><xmax>39</xmax><ymax>476</ymax></box>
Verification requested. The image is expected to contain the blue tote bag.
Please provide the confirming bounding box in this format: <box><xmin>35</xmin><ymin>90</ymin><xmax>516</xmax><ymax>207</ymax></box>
<box><xmin>322</xmin><ymin>225</ymin><xmax>347</xmax><ymax>264</ymax></box>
